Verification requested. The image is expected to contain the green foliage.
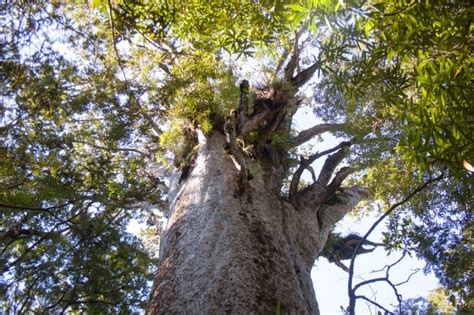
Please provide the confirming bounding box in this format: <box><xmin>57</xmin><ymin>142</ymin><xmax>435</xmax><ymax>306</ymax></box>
<box><xmin>0</xmin><ymin>4</ymin><xmax>299</xmax><ymax>311</ymax></box>
<box><xmin>1</xmin><ymin>0</ymin><xmax>472</xmax><ymax>313</ymax></box>
<box><xmin>115</xmin><ymin>0</ymin><xmax>295</xmax><ymax>55</ymax></box>
<box><xmin>427</xmin><ymin>287</ymin><xmax>456</xmax><ymax>314</ymax></box>
<box><xmin>271</xmin><ymin>132</ymin><xmax>292</xmax><ymax>153</ymax></box>
<box><xmin>0</xmin><ymin>2</ymin><xmax>159</xmax><ymax>312</ymax></box>
<box><xmin>164</xmin><ymin>52</ymin><xmax>239</xmax><ymax>134</ymax></box>
<box><xmin>299</xmin><ymin>0</ymin><xmax>473</xmax><ymax>307</ymax></box>
<box><xmin>313</xmin><ymin>0</ymin><xmax>473</xmax><ymax>176</ymax></box>
<box><xmin>394</xmin><ymin>287</ymin><xmax>456</xmax><ymax>314</ymax></box>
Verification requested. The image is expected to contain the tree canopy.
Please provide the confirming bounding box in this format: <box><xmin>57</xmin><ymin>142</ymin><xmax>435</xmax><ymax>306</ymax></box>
<box><xmin>0</xmin><ymin>1</ymin><xmax>472</xmax><ymax>313</ymax></box>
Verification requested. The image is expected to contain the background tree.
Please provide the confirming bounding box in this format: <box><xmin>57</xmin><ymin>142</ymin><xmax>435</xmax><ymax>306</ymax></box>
<box><xmin>394</xmin><ymin>287</ymin><xmax>455</xmax><ymax>314</ymax></box>
<box><xmin>0</xmin><ymin>1</ymin><xmax>472</xmax><ymax>313</ymax></box>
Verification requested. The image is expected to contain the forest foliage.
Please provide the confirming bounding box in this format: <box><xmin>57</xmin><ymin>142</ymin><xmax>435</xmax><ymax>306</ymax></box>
<box><xmin>0</xmin><ymin>0</ymin><xmax>472</xmax><ymax>313</ymax></box>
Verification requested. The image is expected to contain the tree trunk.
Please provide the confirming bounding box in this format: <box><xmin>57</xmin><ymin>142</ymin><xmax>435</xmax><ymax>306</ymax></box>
<box><xmin>147</xmin><ymin>131</ymin><xmax>367</xmax><ymax>314</ymax></box>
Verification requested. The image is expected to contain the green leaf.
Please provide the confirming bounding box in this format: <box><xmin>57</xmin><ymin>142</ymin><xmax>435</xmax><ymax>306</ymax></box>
<box><xmin>364</xmin><ymin>19</ymin><xmax>375</xmax><ymax>37</ymax></box>
<box><xmin>292</xmin><ymin>11</ymin><xmax>309</xmax><ymax>27</ymax></box>
<box><xmin>288</xmin><ymin>4</ymin><xmax>308</xmax><ymax>12</ymax></box>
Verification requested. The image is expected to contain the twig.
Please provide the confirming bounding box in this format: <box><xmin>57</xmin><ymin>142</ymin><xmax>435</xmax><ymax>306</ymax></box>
<box><xmin>72</xmin><ymin>140</ymin><xmax>146</xmax><ymax>155</ymax></box>
<box><xmin>355</xmin><ymin>295</ymin><xmax>394</xmax><ymax>314</ymax></box>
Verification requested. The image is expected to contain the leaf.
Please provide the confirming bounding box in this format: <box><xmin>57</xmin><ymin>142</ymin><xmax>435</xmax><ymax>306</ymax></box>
<box><xmin>309</xmin><ymin>15</ymin><xmax>318</xmax><ymax>33</ymax></box>
<box><xmin>364</xmin><ymin>19</ymin><xmax>375</xmax><ymax>38</ymax></box>
<box><xmin>292</xmin><ymin>11</ymin><xmax>309</xmax><ymax>27</ymax></box>
<box><xmin>288</xmin><ymin>4</ymin><xmax>308</xmax><ymax>12</ymax></box>
<box><xmin>387</xmin><ymin>48</ymin><xmax>396</xmax><ymax>61</ymax></box>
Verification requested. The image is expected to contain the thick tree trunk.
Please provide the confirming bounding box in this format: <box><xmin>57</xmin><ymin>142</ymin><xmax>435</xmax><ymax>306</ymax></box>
<box><xmin>147</xmin><ymin>131</ymin><xmax>367</xmax><ymax>314</ymax></box>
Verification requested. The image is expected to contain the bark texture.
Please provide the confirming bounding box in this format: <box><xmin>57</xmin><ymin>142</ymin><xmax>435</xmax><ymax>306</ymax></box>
<box><xmin>147</xmin><ymin>131</ymin><xmax>367</xmax><ymax>314</ymax></box>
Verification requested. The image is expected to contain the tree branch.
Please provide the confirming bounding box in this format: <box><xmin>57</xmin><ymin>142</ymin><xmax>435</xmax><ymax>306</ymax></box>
<box><xmin>289</xmin><ymin>141</ymin><xmax>351</xmax><ymax>204</ymax></box>
<box><xmin>291</xmin><ymin>60</ymin><xmax>322</xmax><ymax>88</ymax></box>
<box><xmin>72</xmin><ymin>140</ymin><xmax>146</xmax><ymax>155</ymax></box>
<box><xmin>291</xmin><ymin>123</ymin><xmax>346</xmax><ymax>147</ymax></box>
<box><xmin>347</xmin><ymin>172</ymin><xmax>445</xmax><ymax>315</ymax></box>
<box><xmin>284</xmin><ymin>27</ymin><xmax>307</xmax><ymax>81</ymax></box>
<box><xmin>327</xmin><ymin>167</ymin><xmax>353</xmax><ymax>191</ymax></box>
<box><xmin>238</xmin><ymin>79</ymin><xmax>250</xmax><ymax>132</ymax></box>
<box><xmin>355</xmin><ymin>295</ymin><xmax>394</xmax><ymax>315</ymax></box>
<box><xmin>0</xmin><ymin>200</ymin><xmax>77</xmax><ymax>212</ymax></box>
<box><xmin>316</xmin><ymin>187</ymin><xmax>369</xmax><ymax>229</ymax></box>
<box><xmin>351</xmin><ymin>252</ymin><xmax>416</xmax><ymax>314</ymax></box>
<box><xmin>315</xmin><ymin>144</ymin><xmax>351</xmax><ymax>187</ymax></box>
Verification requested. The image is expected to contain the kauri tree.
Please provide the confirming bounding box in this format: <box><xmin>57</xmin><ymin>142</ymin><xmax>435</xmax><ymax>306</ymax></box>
<box><xmin>0</xmin><ymin>1</ymin><xmax>472</xmax><ymax>314</ymax></box>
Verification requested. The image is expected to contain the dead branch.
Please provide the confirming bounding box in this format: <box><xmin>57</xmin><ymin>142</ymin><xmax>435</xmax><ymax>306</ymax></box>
<box><xmin>355</xmin><ymin>295</ymin><xmax>394</xmax><ymax>315</ymax></box>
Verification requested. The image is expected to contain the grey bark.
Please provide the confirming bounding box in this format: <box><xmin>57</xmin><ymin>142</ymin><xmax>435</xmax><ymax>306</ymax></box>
<box><xmin>147</xmin><ymin>132</ymin><xmax>366</xmax><ymax>314</ymax></box>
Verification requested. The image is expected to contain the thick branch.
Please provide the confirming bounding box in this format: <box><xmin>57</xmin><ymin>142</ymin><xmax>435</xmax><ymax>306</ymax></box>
<box><xmin>327</xmin><ymin>167</ymin><xmax>353</xmax><ymax>191</ymax></box>
<box><xmin>316</xmin><ymin>145</ymin><xmax>350</xmax><ymax>187</ymax></box>
<box><xmin>291</xmin><ymin>61</ymin><xmax>321</xmax><ymax>88</ymax></box>
<box><xmin>317</xmin><ymin>187</ymin><xmax>369</xmax><ymax>229</ymax></box>
<box><xmin>320</xmin><ymin>233</ymin><xmax>383</xmax><ymax>272</ymax></box>
<box><xmin>259</xmin><ymin>105</ymin><xmax>288</xmax><ymax>142</ymax></box>
<box><xmin>284</xmin><ymin>29</ymin><xmax>304</xmax><ymax>81</ymax></box>
<box><xmin>307</xmin><ymin>166</ymin><xmax>317</xmax><ymax>183</ymax></box>
<box><xmin>289</xmin><ymin>141</ymin><xmax>351</xmax><ymax>204</ymax></box>
<box><xmin>291</xmin><ymin>123</ymin><xmax>346</xmax><ymax>147</ymax></box>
